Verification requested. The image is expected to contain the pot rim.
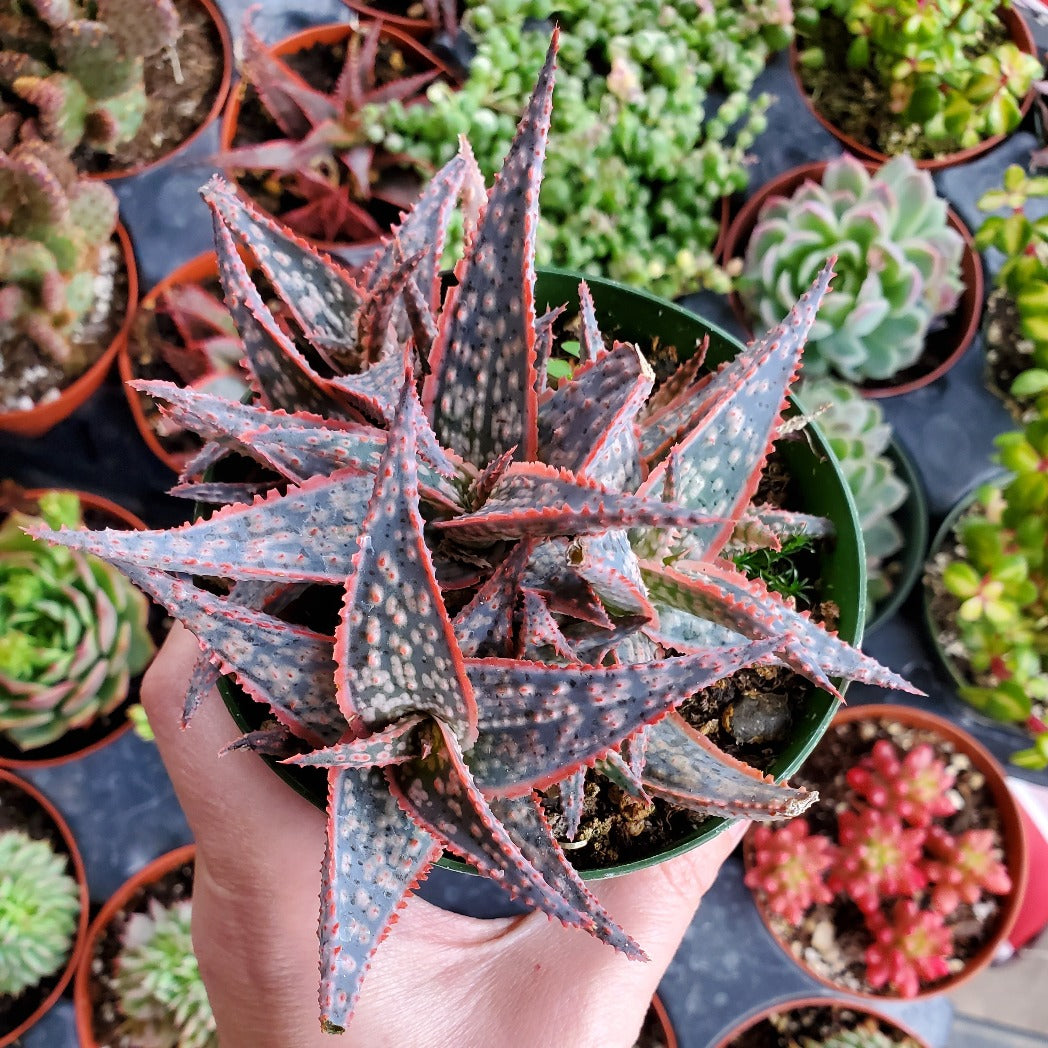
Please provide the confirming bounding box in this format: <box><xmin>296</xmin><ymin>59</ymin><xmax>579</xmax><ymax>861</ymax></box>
<box><xmin>73</xmin><ymin>844</ymin><xmax>196</xmax><ymax>1048</ymax></box>
<box><xmin>0</xmin><ymin>767</ymin><xmax>90</xmax><ymax>1048</ymax></box>
<box><xmin>744</xmin><ymin>702</ymin><xmax>1029</xmax><ymax>1002</ymax></box>
<box><xmin>721</xmin><ymin>159</ymin><xmax>984</xmax><ymax>398</ymax></box>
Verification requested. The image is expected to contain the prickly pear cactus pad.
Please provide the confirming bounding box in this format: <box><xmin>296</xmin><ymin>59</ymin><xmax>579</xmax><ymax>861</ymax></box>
<box><xmin>37</xmin><ymin>34</ymin><xmax>919</xmax><ymax>1034</ymax></box>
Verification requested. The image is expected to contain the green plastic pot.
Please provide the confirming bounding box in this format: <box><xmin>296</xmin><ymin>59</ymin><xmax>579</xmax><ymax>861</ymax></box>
<box><xmin>866</xmin><ymin>437</ymin><xmax>929</xmax><ymax>634</ymax></box>
<box><xmin>216</xmin><ymin>268</ymin><xmax>867</xmax><ymax>877</ymax></box>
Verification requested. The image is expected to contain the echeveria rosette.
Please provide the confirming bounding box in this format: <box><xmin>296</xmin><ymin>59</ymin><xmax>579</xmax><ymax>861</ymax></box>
<box><xmin>0</xmin><ymin>829</ymin><xmax>81</xmax><ymax>996</ymax></box>
<box><xmin>37</xmin><ymin>34</ymin><xmax>918</xmax><ymax>1034</ymax></box>
<box><xmin>113</xmin><ymin>898</ymin><xmax>218</xmax><ymax>1048</ymax></box>
<box><xmin>739</xmin><ymin>153</ymin><xmax>964</xmax><ymax>382</ymax></box>
<box><xmin>0</xmin><ymin>490</ymin><xmax>155</xmax><ymax>750</ymax></box>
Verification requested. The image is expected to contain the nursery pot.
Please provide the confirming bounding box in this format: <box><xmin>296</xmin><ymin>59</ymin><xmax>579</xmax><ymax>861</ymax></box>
<box><xmin>0</xmin><ymin>767</ymin><xmax>89</xmax><ymax>1047</ymax></box>
<box><xmin>88</xmin><ymin>0</ymin><xmax>233</xmax><ymax>181</ymax></box>
<box><xmin>218</xmin><ymin>20</ymin><xmax>453</xmax><ymax>258</ymax></box>
<box><xmin>721</xmin><ymin>161</ymin><xmax>983</xmax><ymax>398</ymax></box>
<box><xmin>641</xmin><ymin>993</ymin><xmax>677</xmax><ymax>1048</ymax></box>
<box><xmin>216</xmin><ymin>268</ymin><xmax>868</xmax><ymax>878</ymax></box>
<box><xmin>710</xmin><ymin>994</ymin><xmax>931</xmax><ymax>1048</ymax></box>
<box><xmin>342</xmin><ymin>0</ymin><xmax>438</xmax><ymax>39</ymax></box>
<box><xmin>788</xmin><ymin>5</ymin><xmax>1037</xmax><ymax>171</ymax></box>
<box><xmin>0</xmin><ymin>488</ymin><xmax>151</xmax><ymax>769</ymax></box>
<box><xmin>866</xmin><ymin>437</ymin><xmax>930</xmax><ymax>634</ymax></box>
<box><xmin>0</xmin><ymin>224</ymin><xmax>138</xmax><ymax>438</ymax></box>
<box><xmin>74</xmin><ymin>844</ymin><xmax>196</xmax><ymax>1048</ymax></box>
<box><xmin>745</xmin><ymin>703</ymin><xmax>1028</xmax><ymax>1001</ymax></box>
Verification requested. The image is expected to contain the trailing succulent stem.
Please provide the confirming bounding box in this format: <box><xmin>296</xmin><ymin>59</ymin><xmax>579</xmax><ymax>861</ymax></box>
<box><xmin>39</xmin><ymin>34</ymin><xmax>917</xmax><ymax>1033</ymax></box>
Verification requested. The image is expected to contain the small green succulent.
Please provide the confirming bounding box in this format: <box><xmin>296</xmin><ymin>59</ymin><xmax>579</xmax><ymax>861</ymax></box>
<box><xmin>976</xmin><ymin>163</ymin><xmax>1048</xmax><ymax>418</ymax></box>
<box><xmin>802</xmin><ymin>1018</ymin><xmax>921</xmax><ymax>1048</ymax></box>
<box><xmin>795</xmin><ymin>0</ymin><xmax>1042</xmax><ymax>158</ymax></box>
<box><xmin>939</xmin><ymin>419</ymin><xmax>1048</xmax><ymax>769</ymax></box>
<box><xmin>739</xmin><ymin>153</ymin><xmax>964</xmax><ymax>382</ymax></box>
<box><xmin>0</xmin><ymin>828</ymin><xmax>80</xmax><ymax>997</ymax></box>
<box><xmin>113</xmin><ymin>896</ymin><xmax>217</xmax><ymax>1048</ymax></box>
<box><xmin>796</xmin><ymin>378</ymin><xmax>907</xmax><ymax>605</ymax></box>
<box><xmin>382</xmin><ymin>0</ymin><xmax>790</xmax><ymax>297</ymax></box>
<box><xmin>0</xmin><ymin>490</ymin><xmax>155</xmax><ymax>750</ymax></box>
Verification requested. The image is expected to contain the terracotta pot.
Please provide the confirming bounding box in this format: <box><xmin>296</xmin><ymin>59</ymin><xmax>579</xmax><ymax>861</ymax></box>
<box><xmin>647</xmin><ymin>993</ymin><xmax>677</xmax><ymax>1048</ymax></box>
<box><xmin>721</xmin><ymin>160</ymin><xmax>983</xmax><ymax>398</ymax></box>
<box><xmin>342</xmin><ymin>0</ymin><xmax>437</xmax><ymax>38</ymax></box>
<box><xmin>745</xmin><ymin>703</ymin><xmax>1029</xmax><ymax>1002</ymax></box>
<box><xmin>74</xmin><ymin>844</ymin><xmax>196</xmax><ymax>1048</ymax></box>
<box><xmin>90</xmin><ymin>0</ymin><xmax>233</xmax><ymax>182</ymax></box>
<box><xmin>788</xmin><ymin>6</ymin><xmax>1038</xmax><ymax>171</ymax></box>
<box><xmin>0</xmin><ymin>487</ymin><xmax>150</xmax><ymax>769</ymax></box>
<box><xmin>218</xmin><ymin>20</ymin><xmax>453</xmax><ymax>256</ymax></box>
<box><xmin>0</xmin><ymin>767</ymin><xmax>90</xmax><ymax>1047</ymax></box>
<box><xmin>0</xmin><ymin>224</ymin><xmax>138</xmax><ymax>438</ymax></box>
<box><xmin>711</xmin><ymin>994</ymin><xmax>931</xmax><ymax>1048</ymax></box>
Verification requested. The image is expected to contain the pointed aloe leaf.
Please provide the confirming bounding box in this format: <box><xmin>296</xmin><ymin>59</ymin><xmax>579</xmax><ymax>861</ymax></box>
<box><xmin>595</xmin><ymin>748</ymin><xmax>649</xmax><ymax>800</ymax></box>
<box><xmin>318</xmin><ymin>766</ymin><xmax>441</xmax><ymax>1034</ymax></box>
<box><xmin>559</xmin><ymin>768</ymin><xmax>586</xmax><ymax>841</ymax></box>
<box><xmin>97</xmin><ymin>565</ymin><xmax>341</xmax><ymax>744</ymax></box>
<box><xmin>206</xmin><ymin>198</ymin><xmax>349</xmax><ymax>417</ymax></box>
<box><xmin>638</xmin><ymin>345</ymin><xmax>713</xmax><ymax>462</ymax></box>
<box><xmin>562</xmin><ymin>617</ymin><xmax>649</xmax><ymax>666</ymax></box>
<box><xmin>466</xmin><ymin>638</ymin><xmax>779</xmax><ymax>795</ymax></box>
<box><xmin>35</xmin><ymin>470</ymin><xmax>373</xmax><ymax>584</ymax></box>
<box><xmin>169</xmin><ymin>481</ymin><xmax>271</xmax><ymax>504</ymax></box>
<box><xmin>200</xmin><ymin>176</ymin><xmax>364</xmax><ymax>350</ymax></box>
<box><xmin>747</xmin><ymin>505</ymin><xmax>834</xmax><ymax>542</ymax></box>
<box><xmin>285</xmin><ymin>716</ymin><xmax>429</xmax><ymax>768</ymax></box>
<box><xmin>539</xmin><ymin>341</ymin><xmax>652</xmax><ymax>491</ymax></box>
<box><xmin>487</xmin><ymin>793</ymin><xmax>644</xmax><ymax>958</ymax></box>
<box><xmin>452</xmin><ymin>541</ymin><xmax>531</xmax><ymax>657</ymax></box>
<box><xmin>353</xmin><ymin>249</ymin><xmax>424</xmax><ymax>366</ymax></box>
<box><xmin>467</xmin><ymin>447</ymin><xmax>515</xmax><ymax>509</ymax></box>
<box><xmin>336</xmin><ymin>373</ymin><xmax>478</xmax><ymax>746</ymax></box>
<box><xmin>624</xmin><ymin>724</ymin><xmax>650</xmax><ymax>780</ymax></box>
<box><xmin>519</xmin><ymin>588</ymin><xmax>578</xmax><ymax>662</ymax></box>
<box><xmin>569</xmin><ymin>531</ymin><xmax>653</xmax><ymax>619</ymax></box>
<box><xmin>643</xmin><ymin>713</ymin><xmax>816</xmax><ymax>820</ymax></box>
<box><xmin>523</xmin><ymin>539</ymin><xmax>612</xmax><ymax>628</ymax></box>
<box><xmin>642</xmin><ymin>559</ymin><xmax>920</xmax><ymax>696</ymax></box>
<box><xmin>433</xmin><ymin>462</ymin><xmax>728</xmax><ymax>544</ymax></box>
<box><xmin>576</xmin><ymin>281</ymin><xmax>607</xmax><ymax>363</ymax></box>
<box><xmin>390</xmin><ymin>721</ymin><xmax>622</xmax><ymax>948</ymax></box>
<box><xmin>222</xmin><ymin>725</ymin><xmax>299</xmax><ymax>758</ymax></box>
<box><xmin>424</xmin><ymin>33</ymin><xmax>558</xmax><ymax>465</ymax></box>
<box><xmin>534</xmin><ymin>304</ymin><xmax>567</xmax><ymax>397</ymax></box>
<box><xmin>646</xmin><ymin>603</ymin><xmax>745</xmax><ymax>652</ymax></box>
<box><xmin>326</xmin><ymin>348</ymin><xmax>405</xmax><ymax>424</ymax></box>
<box><xmin>402</xmin><ymin>277</ymin><xmax>438</xmax><ymax>363</ymax></box>
<box><xmin>638</xmin><ymin>262</ymin><xmax>836</xmax><ymax>560</ymax></box>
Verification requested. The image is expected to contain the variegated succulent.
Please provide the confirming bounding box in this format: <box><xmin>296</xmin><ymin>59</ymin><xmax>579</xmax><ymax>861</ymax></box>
<box><xmin>38</xmin><ymin>35</ymin><xmax>917</xmax><ymax>1034</ymax></box>
<box><xmin>738</xmin><ymin>153</ymin><xmax>964</xmax><ymax>383</ymax></box>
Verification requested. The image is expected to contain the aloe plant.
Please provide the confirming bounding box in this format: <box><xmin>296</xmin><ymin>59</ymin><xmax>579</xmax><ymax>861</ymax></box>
<box><xmin>39</xmin><ymin>35</ymin><xmax>917</xmax><ymax>1033</ymax></box>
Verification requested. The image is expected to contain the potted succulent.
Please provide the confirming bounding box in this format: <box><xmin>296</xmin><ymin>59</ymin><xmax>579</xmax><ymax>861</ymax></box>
<box><xmin>712</xmin><ymin>995</ymin><xmax>929</xmax><ymax>1048</ymax></box>
<box><xmin>0</xmin><ymin>486</ymin><xmax>156</xmax><ymax>765</ymax></box>
<box><xmin>74</xmin><ymin>844</ymin><xmax>217</xmax><ymax>1048</ymax></box>
<box><xmin>380</xmin><ymin>0</ymin><xmax>792</xmax><ymax>298</ymax></box>
<box><xmin>724</xmin><ymin>153</ymin><xmax>981</xmax><ymax>396</ymax></box>
<box><xmin>0</xmin><ymin>0</ymin><xmax>233</xmax><ymax>179</ymax></box>
<box><xmin>790</xmin><ymin>0</ymin><xmax>1041</xmax><ymax>168</ymax></box>
<box><xmin>0</xmin><ymin>134</ymin><xmax>136</xmax><ymax>436</ymax></box>
<box><xmin>743</xmin><ymin>704</ymin><xmax>1027</xmax><ymax>999</ymax></box>
<box><xmin>120</xmin><ymin>251</ymin><xmax>247</xmax><ymax>474</ymax></box>
<box><xmin>794</xmin><ymin>378</ymin><xmax>927</xmax><ymax>632</ymax></box>
<box><xmin>0</xmin><ymin>766</ymin><xmax>88</xmax><ymax>1046</ymax></box>
<box><xmin>39</xmin><ymin>37</ymin><xmax>920</xmax><ymax>1035</ymax></box>
<box><xmin>924</xmin><ymin>413</ymin><xmax>1048</xmax><ymax>769</ymax></box>
<box><xmin>215</xmin><ymin>15</ymin><xmax>452</xmax><ymax>252</ymax></box>
<box><xmin>975</xmin><ymin>162</ymin><xmax>1048</xmax><ymax>419</ymax></box>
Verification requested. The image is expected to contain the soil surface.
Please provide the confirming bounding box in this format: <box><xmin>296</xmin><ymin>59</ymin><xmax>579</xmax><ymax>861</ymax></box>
<box><xmin>0</xmin><ymin>778</ymin><xmax>80</xmax><ymax>1038</ymax></box>
<box><xmin>85</xmin><ymin>860</ymin><xmax>195</xmax><ymax>1047</ymax></box>
<box><xmin>74</xmin><ymin>0</ymin><xmax>226</xmax><ymax>174</ymax></box>
<box><xmin>0</xmin><ymin>239</ymin><xmax>128</xmax><ymax>414</ymax></box>
<box><xmin>728</xmin><ymin>1004</ymin><xmax>920</xmax><ymax>1048</ymax></box>
<box><xmin>982</xmin><ymin>286</ymin><xmax>1039</xmax><ymax>421</ymax></box>
<box><xmin>751</xmin><ymin>717</ymin><xmax>1010</xmax><ymax>996</ymax></box>
<box><xmin>796</xmin><ymin>12</ymin><xmax>1010</xmax><ymax>161</ymax></box>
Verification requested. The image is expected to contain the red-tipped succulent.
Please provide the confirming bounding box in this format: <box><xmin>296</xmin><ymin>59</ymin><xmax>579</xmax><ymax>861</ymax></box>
<box><xmin>923</xmin><ymin>826</ymin><xmax>1012</xmax><ymax>916</ymax></box>
<box><xmin>744</xmin><ymin>819</ymin><xmax>835</xmax><ymax>924</ymax></box>
<box><xmin>864</xmin><ymin>899</ymin><xmax>953</xmax><ymax>998</ymax></box>
<box><xmin>846</xmin><ymin>739</ymin><xmax>959</xmax><ymax>827</ymax></box>
<box><xmin>37</xmin><ymin>34</ymin><xmax>918</xmax><ymax>1034</ymax></box>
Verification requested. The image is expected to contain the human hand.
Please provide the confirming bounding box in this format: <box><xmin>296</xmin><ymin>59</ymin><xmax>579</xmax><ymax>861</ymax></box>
<box><xmin>143</xmin><ymin>623</ymin><xmax>748</xmax><ymax>1048</ymax></box>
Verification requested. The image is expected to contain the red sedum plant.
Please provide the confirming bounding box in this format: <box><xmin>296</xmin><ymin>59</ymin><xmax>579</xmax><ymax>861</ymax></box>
<box><xmin>846</xmin><ymin>738</ymin><xmax>957</xmax><ymax>827</ymax></box>
<box><xmin>744</xmin><ymin>819</ymin><xmax>835</xmax><ymax>924</ymax></box>
<box><xmin>38</xmin><ymin>35</ymin><xmax>916</xmax><ymax>1033</ymax></box>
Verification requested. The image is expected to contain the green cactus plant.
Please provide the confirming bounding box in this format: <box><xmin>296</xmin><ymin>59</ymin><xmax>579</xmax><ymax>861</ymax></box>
<box><xmin>112</xmin><ymin>897</ymin><xmax>217</xmax><ymax>1048</ymax></box>
<box><xmin>795</xmin><ymin>379</ymin><xmax>907</xmax><ymax>606</ymax></box>
<box><xmin>794</xmin><ymin>0</ymin><xmax>1042</xmax><ymax>160</ymax></box>
<box><xmin>0</xmin><ymin>828</ymin><xmax>81</xmax><ymax>996</ymax></box>
<box><xmin>0</xmin><ymin>134</ymin><xmax>119</xmax><ymax>368</ymax></box>
<box><xmin>0</xmin><ymin>0</ymin><xmax>180</xmax><ymax>155</ymax></box>
<box><xmin>0</xmin><ymin>490</ymin><xmax>155</xmax><ymax>750</ymax></box>
<box><xmin>738</xmin><ymin>153</ymin><xmax>965</xmax><ymax>383</ymax></box>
